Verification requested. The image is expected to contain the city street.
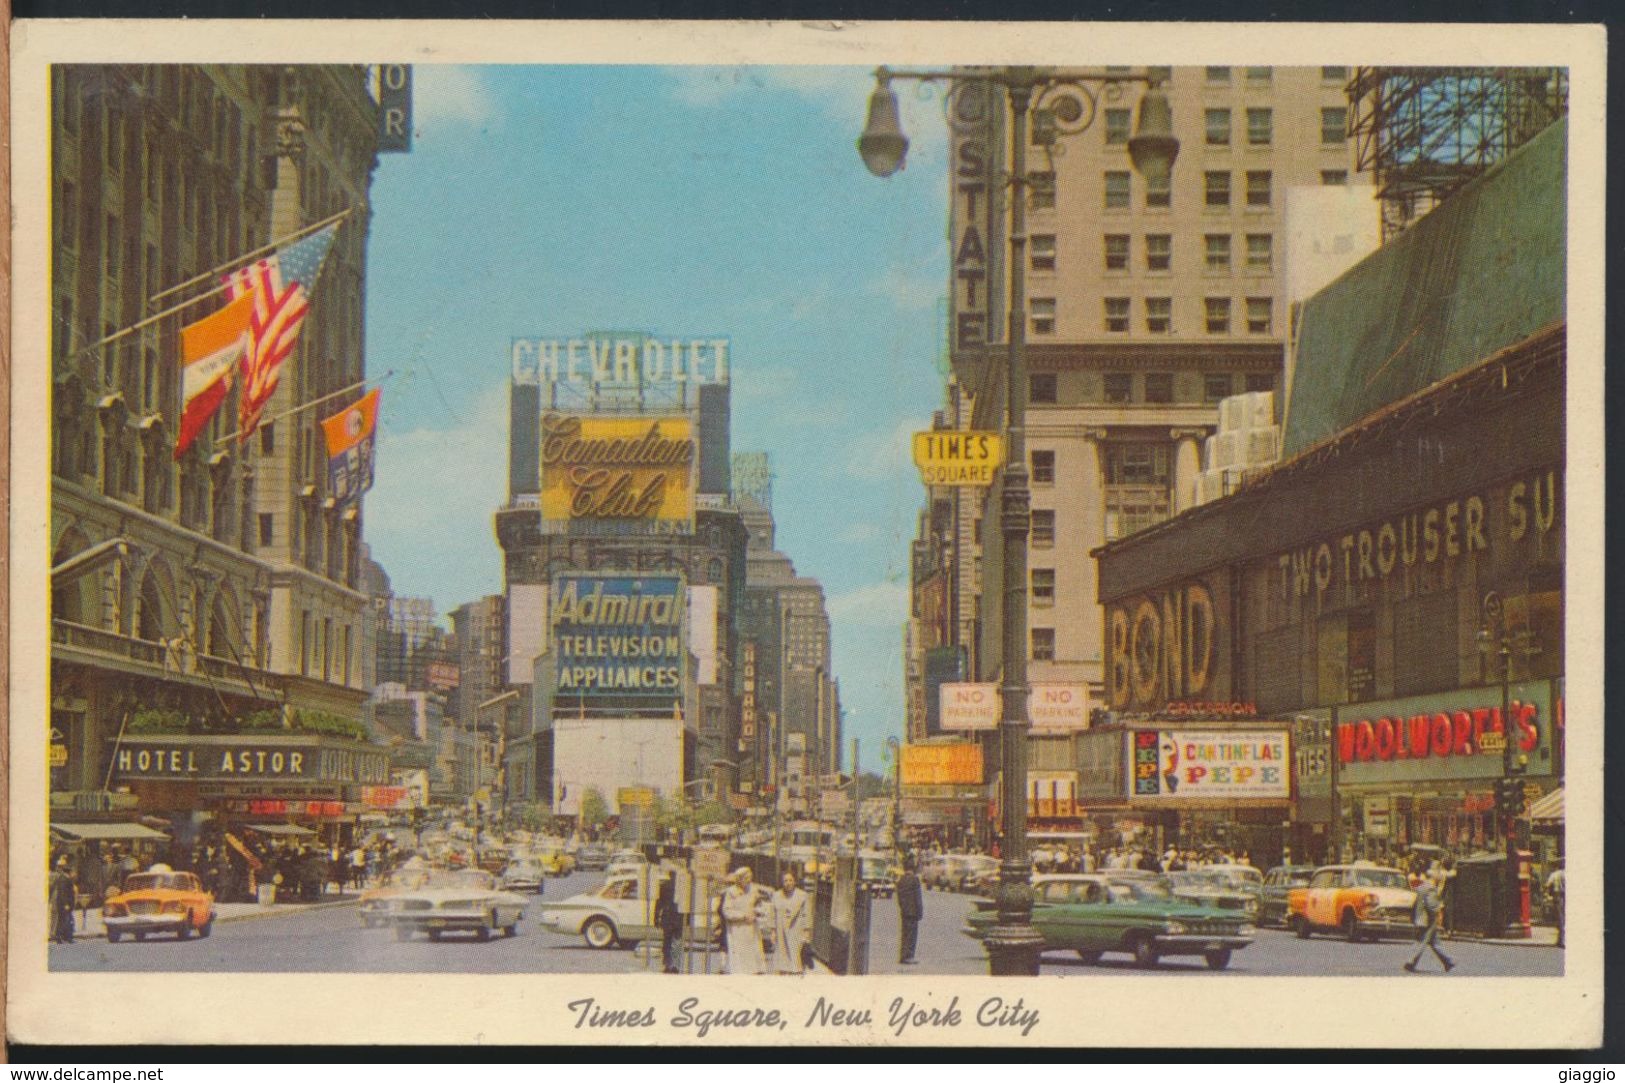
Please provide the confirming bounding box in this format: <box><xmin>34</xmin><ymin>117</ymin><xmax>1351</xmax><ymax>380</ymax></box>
<box><xmin>51</xmin><ymin>870</ymin><xmax>1561</xmax><ymax>978</ymax></box>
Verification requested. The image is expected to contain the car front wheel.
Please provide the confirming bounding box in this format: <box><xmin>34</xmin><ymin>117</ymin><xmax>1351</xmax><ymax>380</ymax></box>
<box><xmin>583</xmin><ymin>916</ymin><xmax>617</xmax><ymax>949</ymax></box>
<box><xmin>1342</xmin><ymin>910</ymin><xmax>1362</xmax><ymax>943</ymax></box>
<box><xmin>1131</xmin><ymin>935</ymin><xmax>1159</xmax><ymax>968</ymax></box>
<box><xmin>107</xmin><ymin>929</ymin><xmax>122</xmax><ymax>943</ymax></box>
<box><xmin>1205</xmin><ymin>949</ymin><xmax>1232</xmax><ymax>970</ymax></box>
<box><xmin>1294</xmin><ymin>915</ymin><xmax>1312</xmax><ymax>939</ymax></box>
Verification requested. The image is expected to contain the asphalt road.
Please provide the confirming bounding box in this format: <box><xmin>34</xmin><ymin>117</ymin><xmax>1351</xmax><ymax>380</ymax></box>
<box><xmin>50</xmin><ymin>873</ymin><xmax>1562</xmax><ymax>978</ymax></box>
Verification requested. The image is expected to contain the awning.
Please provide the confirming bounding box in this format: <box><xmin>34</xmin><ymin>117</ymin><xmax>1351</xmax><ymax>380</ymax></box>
<box><xmin>247</xmin><ymin>823</ymin><xmax>317</xmax><ymax>837</ymax></box>
<box><xmin>1526</xmin><ymin>787</ymin><xmax>1564</xmax><ymax>823</ymax></box>
<box><xmin>50</xmin><ymin>822</ymin><xmax>170</xmax><ymax>842</ymax></box>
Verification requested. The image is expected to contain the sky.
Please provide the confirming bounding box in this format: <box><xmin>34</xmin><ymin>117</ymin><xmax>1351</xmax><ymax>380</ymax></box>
<box><xmin>361</xmin><ymin>65</ymin><xmax>953</xmax><ymax>762</ymax></box>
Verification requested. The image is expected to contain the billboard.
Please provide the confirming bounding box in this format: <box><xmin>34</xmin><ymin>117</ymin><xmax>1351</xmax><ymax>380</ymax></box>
<box><xmin>539</xmin><ymin>413</ymin><xmax>696</xmax><ymax>528</ymax></box>
<box><xmin>552</xmin><ymin>575</ymin><xmax>684</xmax><ymax>703</ymax></box>
<box><xmin>1130</xmin><ymin>728</ymin><xmax>1290</xmax><ymax>802</ymax></box>
<box><xmin>901</xmin><ymin>742</ymin><xmax>984</xmax><ymax>786</ymax></box>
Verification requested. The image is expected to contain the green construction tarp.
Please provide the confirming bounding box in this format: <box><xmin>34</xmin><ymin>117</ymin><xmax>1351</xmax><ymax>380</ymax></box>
<box><xmin>1283</xmin><ymin>117</ymin><xmax>1566</xmax><ymax>457</ymax></box>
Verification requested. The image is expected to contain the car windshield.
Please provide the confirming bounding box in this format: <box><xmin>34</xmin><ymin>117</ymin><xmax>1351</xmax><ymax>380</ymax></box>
<box><xmin>1107</xmin><ymin>879</ymin><xmax>1173</xmax><ymax>903</ymax></box>
<box><xmin>122</xmin><ymin>873</ymin><xmax>193</xmax><ymax>893</ymax></box>
<box><xmin>596</xmin><ymin>878</ymin><xmax>639</xmax><ymax>900</ymax></box>
<box><xmin>1208</xmin><ymin>867</ymin><xmax>1263</xmax><ymax>889</ymax></box>
<box><xmin>1350</xmin><ymin>869</ymin><xmax>1409</xmax><ymax>889</ymax></box>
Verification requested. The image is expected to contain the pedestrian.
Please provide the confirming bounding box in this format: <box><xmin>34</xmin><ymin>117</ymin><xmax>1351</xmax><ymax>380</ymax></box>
<box><xmin>654</xmin><ymin>874</ymin><xmax>684</xmax><ymax>974</ymax></box>
<box><xmin>720</xmin><ymin>868</ymin><xmax>766</xmax><ymax>975</ymax></box>
<box><xmin>1405</xmin><ymin>864</ymin><xmax>1454</xmax><ymax>973</ymax></box>
<box><xmin>1544</xmin><ymin>859</ymin><xmax>1565</xmax><ymax>947</ymax></box>
<box><xmin>49</xmin><ymin>855</ymin><xmax>77</xmax><ymax>944</ymax></box>
<box><xmin>349</xmin><ymin>843</ymin><xmax>367</xmax><ymax>890</ymax></box>
<box><xmin>769</xmin><ymin>870</ymin><xmax>812</xmax><ymax>975</ymax></box>
<box><xmin>896</xmin><ymin>857</ymin><xmax>923</xmax><ymax>966</ymax></box>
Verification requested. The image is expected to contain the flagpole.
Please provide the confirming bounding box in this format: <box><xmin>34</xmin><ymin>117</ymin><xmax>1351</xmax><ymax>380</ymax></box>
<box><xmin>75</xmin><ymin>285</ymin><xmax>236</xmax><ymax>361</ymax></box>
<box><xmin>213</xmin><ymin>369</ymin><xmax>395</xmax><ymax>446</ymax></box>
<box><xmin>149</xmin><ymin>206</ymin><xmax>355</xmax><ymax>306</ymax></box>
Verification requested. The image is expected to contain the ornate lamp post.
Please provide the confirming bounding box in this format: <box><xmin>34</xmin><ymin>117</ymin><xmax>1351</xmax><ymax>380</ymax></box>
<box><xmin>1477</xmin><ymin>591</ymin><xmax>1538</xmax><ymax>938</ymax></box>
<box><xmin>859</xmin><ymin>65</ymin><xmax>1178</xmax><ymax>976</ymax></box>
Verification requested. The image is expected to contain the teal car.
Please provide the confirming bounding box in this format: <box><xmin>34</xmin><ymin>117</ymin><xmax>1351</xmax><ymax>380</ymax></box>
<box><xmin>963</xmin><ymin>874</ymin><xmax>1255</xmax><ymax>969</ymax></box>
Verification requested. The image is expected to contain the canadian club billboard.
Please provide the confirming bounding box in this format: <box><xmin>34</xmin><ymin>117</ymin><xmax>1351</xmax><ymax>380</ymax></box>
<box><xmin>539</xmin><ymin>412</ymin><xmax>696</xmax><ymax>531</ymax></box>
<box><xmin>551</xmin><ymin>574</ymin><xmax>685</xmax><ymax>704</ymax></box>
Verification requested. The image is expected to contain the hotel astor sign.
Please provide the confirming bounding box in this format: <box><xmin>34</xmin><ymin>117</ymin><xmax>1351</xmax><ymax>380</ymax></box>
<box><xmin>114</xmin><ymin>738</ymin><xmax>390</xmax><ymax>785</ymax></box>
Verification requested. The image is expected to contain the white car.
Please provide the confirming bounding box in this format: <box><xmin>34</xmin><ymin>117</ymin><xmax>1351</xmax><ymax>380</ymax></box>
<box><xmin>537</xmin><ymin>874</ymin><xmax>658</xmax><ymax>949</ymax></box>
<box><xmin>389</xmin><ymin>869</ymin><xmax>528</xmax><ymax>942</ymax></box>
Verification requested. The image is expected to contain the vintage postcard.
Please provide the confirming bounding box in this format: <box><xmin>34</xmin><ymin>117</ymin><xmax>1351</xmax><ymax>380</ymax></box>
<box><xmin>6</xmin><ymin>19</ymin><xmax>1605</xmax><ymax>1048</ymax></box>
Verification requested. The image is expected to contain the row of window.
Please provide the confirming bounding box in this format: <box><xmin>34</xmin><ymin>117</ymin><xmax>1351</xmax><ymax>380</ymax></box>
<box><xmin>1090</xmin><ymin>166</ymin><xmax>1349</xmax><ymax>214</ymax></box>
<box><xmin>1201</xmin><ymin>106</ymin><xmax>1349</xmax><ymax>148</ymax></box>
<box><xmin>1028</xmin><ymin>370</ymin><xmax>1274</xmax><ymax>406</ymax></box>
<box><xmin>1099</xmin><ymin>66</ymin><xmax>1349</xmax><ymax>86</ymax></box>
<box><xmin>1054</xmin><ymin>231</ymin><xmax>1272</xmax><ymax>275</ymax></box>
<box><xmin>1029</xmin><ymin>295</ymin><xmax>1274</xmax><ymax>336</ymax></box>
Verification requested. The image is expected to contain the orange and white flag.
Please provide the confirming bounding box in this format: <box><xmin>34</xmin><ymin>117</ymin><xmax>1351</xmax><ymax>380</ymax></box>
<box><xmin>175</xmin><ymin>293</ymin><xmax>254</xmax><ymax>459</ymax></box>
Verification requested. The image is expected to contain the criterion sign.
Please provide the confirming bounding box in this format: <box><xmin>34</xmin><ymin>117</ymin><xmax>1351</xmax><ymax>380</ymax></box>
<box><xmin>912</xmin><ymin>430</ymin><xmax>1005</xmax><ymax>486</ymax></box>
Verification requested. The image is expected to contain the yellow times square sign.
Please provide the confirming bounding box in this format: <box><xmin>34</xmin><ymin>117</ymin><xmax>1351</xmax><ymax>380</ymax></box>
<box><xmin>540</xmin><ymin>413</ymin><xmax>696</xmax><ymax>525</ymax></box>
<box><xmin>912</xmin><ymin>431</ymin><xmax>1004</xmax><ymax>486</ymax></box>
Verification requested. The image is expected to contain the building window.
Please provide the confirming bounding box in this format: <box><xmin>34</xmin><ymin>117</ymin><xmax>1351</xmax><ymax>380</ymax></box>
<box><xmin>1029</xmin><ymin>373</ymin><xmax>1058</xmax><ymax>404</ymax></box>
<box><xmin>1145</xmin><ymin>233</ymin><xmax>1172</xmax><ymax>272</ymax></box>
<box><xmin>259</xmin><ymin>513</ymin><xmax>274</xmax><ymax>547</ymax></box>
<box><xmin>1031</xmin><ymin>628</ymin><xmax>1056</xmax><ymax>662</ymax></box>
<box><xmin>1106</xmin><ymin>443</ymin><xmax>1171</xmax><ymax>485</ymax></box>
<box><xmin>1246</xmin><ymin>66</ymin><xmax>1272</xmax><ymax>83</ymax></box>
<box><xmin>1321</xmin><ymin>169</ymin><xmax>1349</xmax><ymax>186</ymax></box>
<box><xmin>1247</xmin><ymin>297</ymin><xmax>1273</xmax><ymax>334</ymax></box>
<box><xmin>1031</xmin><ymin>568</ymin><xmax>1056</xmax><ymax>604</ymax></box>
<box><xmin>1146</xmin><ymin>65</ymin><xmax>1173</xmax><ymax>84</ymax></box>
<box><xmin>1029</xmin><ymin>170</ymin><xmax>1056</xmax><ymax>210</ymax></box>
<box><xmin>1143</xmin><ymin>372</ymin><xmax>1174</xmax><ymax>404</ymax></box>
<box><xmin>1104</xmin><ymin>170</ymin><xmax>1131</xmax><ymax>210</ymax></box>
<box><xmin>1205</xmin><ymin>108</ymin><xmax>1231</xmax><ymax>146</ymax></box>
<box><xmin>1145</xmin><ymin>174</ymin><xmax>1171</xmax><ymax>209</ymax></box>
<box><xmin>1322</xmin><ymin>66</ymin><xmax>1349</xmax><ymax>82</ymax></box>
<box><xmin>1246</xmin><ymin>233</ymin><xmax>1273</xmax><ymax>271</ymax></box>
<box><xmin>1030</xmin><ymin>297</ymin><xmax>1056</xmax><ymax>335</ymax></box>
<box><xmin>1245</xmin><ymin>372</ymin><xmax>1275</xmax><ymax>393</ymax></box>
<box><xmin>1104</xmin><ymin>372</ymin><xmax>1134</xmax><ymax>404</ymax></box>
<box><xmin>1104</xmin><ymin>108</ymin><xmax>1130</xmax><ymax>144</ymax></box>
<box><xmin>1205</xmin><ymin>66</ymin><xmax>1231</xmax><ymax>83</ymax></box>
<box><xmin>1205</xmin><ymin>171</ymin><xmax>1231</xmax><ymax>208</ymax></box>
<box><xmin>1145</xmin><ymin>297</ymin><xmax>1172</xmax><ymax>334</ymax></box>
<box><xmin>1031</xmin><ymin>509</ymin><xmax>1055</xmax><ymax>546</ymax></box>
<box><xmin>1204</xmin><ymin>234</ymin><xmax>1232</xmax><ymax>271</ymax></box>
<box><xmin>1030</xmin><ymin>233</ymin><xmax>1057</xmax><ymax>272</ymax></box>
<box><xmin>1322</xmin><ymin>106</ymin><xmax>1349</xmax><ymax>143</ymax></box>
<box><xmin>1246</xmin><ymin>170</ymin><xmax>1272</xmax><ymax>208</ymax></box>
<box><xmin>1104</xmin><ymin>233</ymin><xmax>1130</xmax><ymax>271</ymax></box>
<box><xmin>1031</xmin><ymin>450</ymin><xmax>1055</xmax><ymax>484</ymax></box>
<box><xmin>1104</xmin><ymin>297</ymin><xmax>1130</xmax><ymax>333</ymax></box>
<box><xmin>1204</xmin><ymin>372</ymin><xmax>1233</xmax><ymax>402</ymax></box>
<box><xmin>260</xmin><ymin>422</ymin><xmax>275</xmax><ymax>454</ymax></box>
<box><xmin>1247</xmin><ymin>108</ymin><xmax>1273</xmax><ymax>146</ymax></box>
<box><xmin>1205</xmin><ymin>297</ymin><xmax>1232</xmax><ymax>334</ymax></box>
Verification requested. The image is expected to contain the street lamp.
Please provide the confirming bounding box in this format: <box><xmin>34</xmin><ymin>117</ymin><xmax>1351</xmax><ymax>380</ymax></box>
<box><xmin>859</xmin><ymin>65</ymin><xmax>1178</xmax><ymax>976</ymax></box>
<box><xmin>1477</xmin><ymin>591</ymin><xmax>1539</xmax><ymax>938</ymax></box>
<box><xmin>885</xmin><ymin>735</ymin><xmax>903</xmax><ymax>855</ymax></box>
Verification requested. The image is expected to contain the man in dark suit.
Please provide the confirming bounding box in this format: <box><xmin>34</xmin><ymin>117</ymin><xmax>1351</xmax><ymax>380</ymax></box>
<box><xmin>896</xmin><ymin>858</ymin><xmax>923</xmax><ymax>965</ymax></box>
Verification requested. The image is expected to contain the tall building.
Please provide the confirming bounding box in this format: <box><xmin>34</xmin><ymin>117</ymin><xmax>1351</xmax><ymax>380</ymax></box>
<box><xmin>939</xmin><ymin>65</ymin><xmax>1371</xmax><ymax>707</ymax></box>
<box><xmin>48</xmin><ymin>65</ymin><xmax>386</xmax><ymax>843</ymax></box>
<box><xmin>450</xmin><ymin>594</ymin><xmax>506</xmax><ymax>793</ymax></box>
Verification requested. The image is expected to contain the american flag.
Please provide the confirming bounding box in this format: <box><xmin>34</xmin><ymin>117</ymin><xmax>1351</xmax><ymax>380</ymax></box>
<box><xmin>223</xmin><ymin>223</ymin><xmax>339</xmax><ymax>441</ymax></box>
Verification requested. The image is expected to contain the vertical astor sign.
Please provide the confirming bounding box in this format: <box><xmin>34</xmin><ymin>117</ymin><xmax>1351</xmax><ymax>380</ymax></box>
<box><xmin>378</xmin><ymin>65</ymin><xmax>412</xmax><ymax>153</ymax></box>
<box><xmin>912</xmin><ymin>431</ymin><xmax>1004</xmax><ymax>486</ymax></box>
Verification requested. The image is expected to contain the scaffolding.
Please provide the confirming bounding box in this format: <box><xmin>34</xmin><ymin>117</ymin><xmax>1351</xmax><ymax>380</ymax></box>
<box><xmin>1349</xmin><ymin>67</ymin><xmax>1568</xmax><ymax>239</ymax></box>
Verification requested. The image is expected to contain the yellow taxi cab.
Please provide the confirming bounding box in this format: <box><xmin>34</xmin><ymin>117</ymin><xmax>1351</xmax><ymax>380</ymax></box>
<box><xmin>1286</xmin><ymin>863</ymin><xmax>1419</xmax><ymax>942</ymax></box>
<box><xmin>102</xmin><ymin>865</ymin><xmax>215</xmax><ymax>942</ymax></box>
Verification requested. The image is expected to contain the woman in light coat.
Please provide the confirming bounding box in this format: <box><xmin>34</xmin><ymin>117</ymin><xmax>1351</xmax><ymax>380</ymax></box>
<box><xmin>769</xmin><ymin>870</ymin><xmax>812</xmax><ymax>974</ymax></box>
<box><xmin>720</xmin><ymin>867</ymin><xmax>766</xmax><ymax>975</ymax></box>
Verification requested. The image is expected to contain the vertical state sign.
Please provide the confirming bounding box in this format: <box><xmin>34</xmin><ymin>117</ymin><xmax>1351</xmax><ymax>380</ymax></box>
<box><xmin>552</xmin><ymin>575</ymin><xmax>684</xmax><ymax>703</ymax></box>
<box><xmin>540</xmin><ymin>413</ymin><xmax>695</xmax><ymax>530</ymax></box>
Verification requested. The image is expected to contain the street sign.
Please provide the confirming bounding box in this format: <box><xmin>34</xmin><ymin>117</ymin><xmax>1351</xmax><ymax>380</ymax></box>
<box><xmin>692</xmin><ymin>846</ymin><xmax>729</xmax><ymax>881</ymax></box>
<box><xmin>912</xmin><ymin>431</ymin><xmax>1004</xmax><ymax>486</ymax></box>
<box><xmin>940</xmin><ymin>682</ymin><xmax>1000</xmax><ymax>730</ymax></box>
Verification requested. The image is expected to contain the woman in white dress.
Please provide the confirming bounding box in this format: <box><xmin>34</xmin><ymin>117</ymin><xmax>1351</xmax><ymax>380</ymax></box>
<box><xmin>720</xmin><ymin>867</ymin><xmax>766</xmax><ymax>975</ymax></box>
<box><xmin>769</xmin><ymin>870</ymin><xmax>812</xmax><ymax>974</ymax></box>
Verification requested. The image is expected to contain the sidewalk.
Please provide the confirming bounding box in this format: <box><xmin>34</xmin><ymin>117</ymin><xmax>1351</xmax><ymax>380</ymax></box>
<box><xmin>1446</xmin><ymin>923</ymin><xmax>1562</xmax><ymax>947</ymax></box>
<box><xmin>68</xmin><ymin>890</ymin><xmax>361</xmax><ymax>940</ymax></box>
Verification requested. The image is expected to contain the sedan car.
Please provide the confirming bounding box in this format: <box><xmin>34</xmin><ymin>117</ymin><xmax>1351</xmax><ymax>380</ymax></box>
<box><xmin>575</xmin><ymin>843</ymin><xmax>611</xmax><ymax>871</ymax></box>
<box><xmin>1259</xmin><ymin>865</ymin><xmax>1316</xmax><ymax>927</ymax></box>
<box><xmin>359</xmin><ymin>864</ymin><xmax>434</xmax><ymax>927</ymax></box>
<box><xmin>964</xmin><ymin>874</ymin><xmax>1254</xmax><ymax>969</ymax></box>
<box><xmin>1287</xmin><ymin>864</ymin><xmax>1419</xmax><ymax>942</ymax></box>
<box><xmin>537</xmin><ymin>874</ymin><xmax>656</xmax><ymax>949</ymax></box>
<box><xmin>1167</xmin><ymin>869</ymin><xmax>1260</xmax><ymax>919</ymax></box>
<box><xmin>389</xmin><ymin>869</ymin><xmax>528</xmax><ymax>941</ymax></box>
<box><xmin>500</xmin><ymin>856</ymin><xmax>548</xmax><ymax>895</ymax></box>
<box><xmin>102</xmin><ymin>867</ymin><xmax>215</xmax><ymax>942</ymax></box>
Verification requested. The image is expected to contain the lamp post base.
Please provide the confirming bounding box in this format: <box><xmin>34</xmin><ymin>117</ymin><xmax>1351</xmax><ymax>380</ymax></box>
<box><xmin>982</xmin><ymin>924</ymin><xmax>1045</xmax><ymax>976</ymax></box>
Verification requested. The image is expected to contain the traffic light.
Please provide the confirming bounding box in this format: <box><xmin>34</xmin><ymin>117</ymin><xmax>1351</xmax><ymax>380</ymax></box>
<box><xmin>1495</xmin><ymin>777</ymin><xmax>1524</xmax><ymax>818</ymax></box>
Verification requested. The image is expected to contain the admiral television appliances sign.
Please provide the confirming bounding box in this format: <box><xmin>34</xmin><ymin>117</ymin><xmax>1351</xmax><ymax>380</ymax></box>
<box><xmin>552</xmin><ymin>575</ymin><xmax>685</xmax><ymax>702</ymax></box>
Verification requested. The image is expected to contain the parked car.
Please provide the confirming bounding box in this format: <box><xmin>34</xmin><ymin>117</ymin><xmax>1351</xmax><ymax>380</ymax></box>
<box><xmin>1287</xmin><ymin>864</ymin><xmax>1419</xmax><ymax>942</ymax></box>
<box><xmin>359</xmin><ymin>864</ymin><xmax>434</xmax><ymax>927</ymax></box>
<box><xmin>964</xmin><ymin>874</ymin><xmax>1254</xmax><ymax>969</ymax></box>
<box><xmin>537</xmin><ymin>873</ymin><xmax>657</xmax><ymax>949</ymax></box>
<box><xmin>102</xmin><ymin>866</ymin><xmax>216</xmax><ymax>942</ymax></box>
<box><xmin>389</xmin><ymin>869</ymin><xmax>528</xmax><ymax>941</ymax></box>
<box><xmin>859</xmin><ymin>851</ymin><xmax>896</xmax><ymax>899</ymax></box>
<box><xmin>606</xmin><ymin>850</ymin><xmax>649</xmax><ymax>880</ymax></box>
<box><xmin>1259</xmin><ymin>865</ymin><xmax>1316</xmax><ymax>927</ymax></box>
<box><xmin>575</xmin><ymin>843</ymin><xmax>611</xmax><ymax>871</ymax></box>
<box><xmin>1167</xmin><ymin>869</ymin><xmax>1260</xmax><ymax>918</ymax></box>
<box><xmin>500</xmin><ymin>856</ymin><xmax>548</xmax><ymax>895</ymax></box>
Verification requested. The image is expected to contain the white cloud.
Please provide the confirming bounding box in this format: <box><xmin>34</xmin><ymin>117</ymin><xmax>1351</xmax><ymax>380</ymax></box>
<box><xmin>827</xmin><ymin>579</ymin><xmax>910</xmax><ymax>627</ymax></box>
<box><xmin>412</xmin><ymin>65</ymin><xmax>500</xmax><ymax>132</ymax></box>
